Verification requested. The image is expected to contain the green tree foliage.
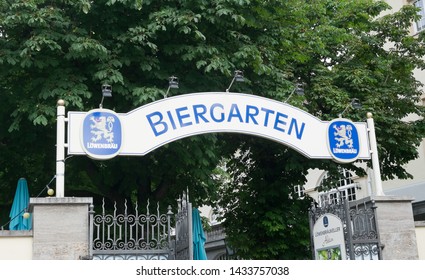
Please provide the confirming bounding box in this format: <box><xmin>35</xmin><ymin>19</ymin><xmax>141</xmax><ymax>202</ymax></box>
<box><xmin>215</xmin><ymin>137</ymin><xmax>316</xmax><ymax>259</ymax></box>
<box><xmin>1</xmin><ymin>0</ymin><xmax>425</xmax><ymax>258</ymax></box>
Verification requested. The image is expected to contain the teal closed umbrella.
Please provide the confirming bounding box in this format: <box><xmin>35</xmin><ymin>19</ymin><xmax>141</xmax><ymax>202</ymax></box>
<box><xmin>192</xmin><ymin>208</ymin><xmax>208</xmax><ymax>260</ymax></box>
<box><xmin>9</xmin><ymin>178</ymin><xmax>32</xmax><ymax>230</ymax></box>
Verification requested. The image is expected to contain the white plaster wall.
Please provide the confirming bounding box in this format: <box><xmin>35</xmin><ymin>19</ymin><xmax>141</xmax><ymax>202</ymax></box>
<box><xmin>415</xmin><ymin>222</ymin><xmax>425</xmax><ymax>259</ymax></box>
<box><xmin>0</xmin><ymin>234</ymin><xmax>33</xmax><ymax>260</ymax></box>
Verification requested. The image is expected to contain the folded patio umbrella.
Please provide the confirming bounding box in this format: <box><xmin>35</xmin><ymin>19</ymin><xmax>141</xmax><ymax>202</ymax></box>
<box><xmin>192</xmin><ymin>208</ymin><xmax>207</xmax><ymax>260</ymax></box>
<box><xmin>9</xmin><ymin>178</ymin><xmax>32</xmax><ymax>230</ymax></box>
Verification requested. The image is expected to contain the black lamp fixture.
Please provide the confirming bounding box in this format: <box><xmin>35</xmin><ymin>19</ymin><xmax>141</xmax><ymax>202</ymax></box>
<box><xmin>165</xmin><ymin>76</ymin><xmax>179</xmax><ymax>98</ymax></box>
<box><xmin>99</xmin><ymin>84</ymin><xmax>112</xmax><ymax>108</ymax></box>
<box><xmin>226</xmin><ymin>70</ymin><xmax>244</xmax><ymax>92</ymax></box>
<box><xmin>284</xmin><ymin>82</ymin><xmax>304</xmax><ymax>103</ymax></box>
<box><xmin>339</xmin><ymin>98</ymin><xmax>362</xmax><ymax>118</ymax></box>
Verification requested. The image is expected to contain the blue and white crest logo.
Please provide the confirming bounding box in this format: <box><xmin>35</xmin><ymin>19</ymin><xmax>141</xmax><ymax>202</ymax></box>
<box><xmin>81</xmin><ymin>109</ymin><xmax>122</xmax><ymax>160</ymax></box>
<box><xmin>327</xmin><ymin>119</ymin><xmax>360</xmax><ymax>163</ymax></box>
<box><xmin>323</xmin><ymin>216</ymin><xmax>329</xmax><ymax>228</ymax></box>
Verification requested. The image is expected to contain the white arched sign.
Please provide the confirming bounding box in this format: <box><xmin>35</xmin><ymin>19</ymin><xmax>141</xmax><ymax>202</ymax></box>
<box><xmin>66</xmin><ymin>92</ymin><xmax>370</xmax><ymax>161</ymax></box>
<box><xmin>55</xmin><ymin>92</ymin><xmax>383</xmax><ymax>198</ymax></box>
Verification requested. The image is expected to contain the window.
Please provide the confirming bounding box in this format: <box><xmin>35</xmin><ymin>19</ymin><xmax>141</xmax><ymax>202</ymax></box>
<box><xmin>293</xmin><ymin>185</ymin><xmax>305</xmax><ymax>199</ymax></box>
<box><xmin>415</xmin><ymin>0</ymin><xmax>425</xmax><ymax>33</ymax></box>
<box><xmin>209</xmin><ymin>210</ymin><xmax>220</xmax><ymax>225</ymax></box>
<box><xmin>317</xmin><ymin>168</ymin><xmax>359</xmax><ymax>207</ymax></box>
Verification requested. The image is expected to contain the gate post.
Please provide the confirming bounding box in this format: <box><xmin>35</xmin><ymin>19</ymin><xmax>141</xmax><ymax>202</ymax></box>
<box><xmin>29</xmin><ymin>197</ymin><xmax>93</xmax><ymax>260</ymax></box>
<box><xmin>366</xmin><ymin>113</ymin><xmax>385</xmax><ymax>196</ymax></box>
<box><xmin>56</xmin><ymin>99</ymin><xmax>66</xmax><ymax>198</ymax></box>
<box><xmin>343</xmin><ymin>200</ymin><xmax>355</xmax><ymax>260</ymax></box>
<box><xmin>88</xmin><ymin>203</ymin><xmax>95</xmax><ymax>259</ymax></box>
<box><xmin>364</xmin><ymin>196</ymin><xmax>419</xmax><ymax>259</ymax></box>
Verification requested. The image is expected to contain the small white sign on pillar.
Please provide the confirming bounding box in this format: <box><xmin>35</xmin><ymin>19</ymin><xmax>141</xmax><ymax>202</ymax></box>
<box><xmin>313</xmin><ymin>214</ymin><xmax>347</xmax><ymax>260</ymax></box>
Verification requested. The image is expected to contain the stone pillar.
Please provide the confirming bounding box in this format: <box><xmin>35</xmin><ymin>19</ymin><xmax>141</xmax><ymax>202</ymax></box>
<box><xmin>365</xmin><ymin>196</ymin><xmax>418</xmax><ymax>260</ymax></box>
<box><xmin>29</xmin><ymin>197</ymin><xmax>93</xmax><ymax>260</ymax></box>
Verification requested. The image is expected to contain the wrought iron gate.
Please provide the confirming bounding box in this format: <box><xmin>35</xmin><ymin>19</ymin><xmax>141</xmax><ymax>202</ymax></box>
<box><xmin>89</xmin><ymin>199</ymin><xmax>175</xmax><ymax>260</ymax></box>
<box><xmin>89</xmin><ymin>192</ymin><xmax>193</xmax><ymax>260</ymax></box>
<box><xmin>309</xmin><ymin>198</ymin><xmax>382</xmax><ymax>260</ymax></box>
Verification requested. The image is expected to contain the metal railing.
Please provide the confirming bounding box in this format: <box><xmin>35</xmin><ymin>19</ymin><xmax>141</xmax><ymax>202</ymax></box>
<box><xmin>174</xmin><ymin>193</ymin><xmax>193</xmax><ymax>260</ymax></box>
<box><xmin>90</xmin><ymin>199</ymin><xmax>174</xmax><ymax>260</ymax></box>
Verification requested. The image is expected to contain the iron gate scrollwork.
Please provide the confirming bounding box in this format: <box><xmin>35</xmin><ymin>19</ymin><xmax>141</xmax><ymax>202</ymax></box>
<box><xmin>309</xmin><ymin>198</ymin><xmax>382</xmax><ymax>260</ymax></box>
<box><xmin>90</xmin><ymin>199</ymin><xmax>174</xmax><ymax>260</ymax></box>
<box><xmin>348</xmin><ymin>199</ymin><xmax>381</xmax><ymax>260</ymax></box>
<box><xmin>174</xmin><ymin>192</ymin><xmax>193</xmax><ymax>260</ymax></box>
